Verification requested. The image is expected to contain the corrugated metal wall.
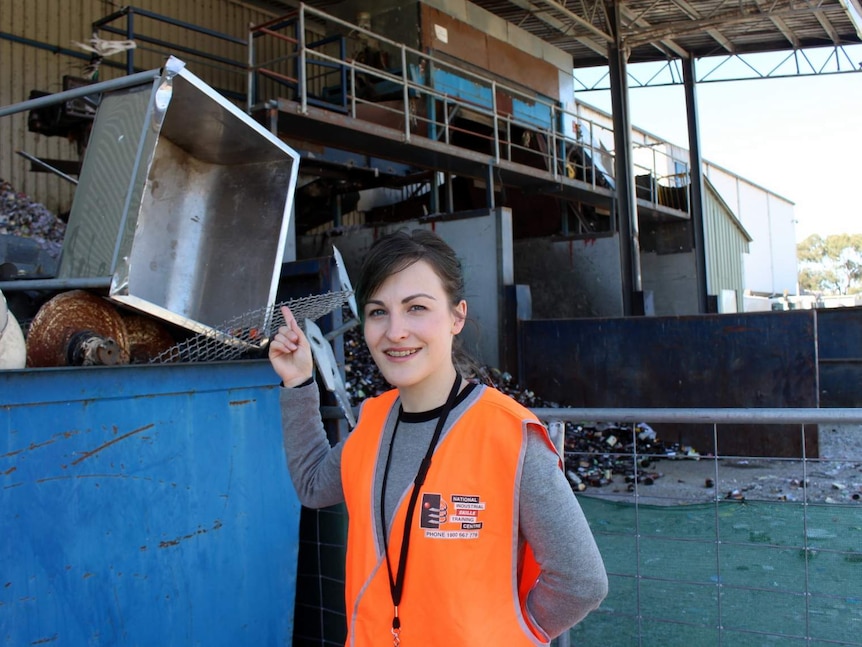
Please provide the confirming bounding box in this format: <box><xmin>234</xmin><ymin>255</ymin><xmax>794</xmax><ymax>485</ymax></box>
<box><xmin>703</xmin><ymin>177</ymin><xmax>750</xmax><ymax>311</ymax></box>
<box><xmin>0</xmin><ymin>0</ymin><xmax>282</xmax><ymax>216</ymax></box>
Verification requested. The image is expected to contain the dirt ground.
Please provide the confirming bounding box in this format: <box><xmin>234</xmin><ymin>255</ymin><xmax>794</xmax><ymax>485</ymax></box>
<box><xmin>581</xmin><ymin>455</ymin><xmax>862</xmax><ymax>506</ymax></box>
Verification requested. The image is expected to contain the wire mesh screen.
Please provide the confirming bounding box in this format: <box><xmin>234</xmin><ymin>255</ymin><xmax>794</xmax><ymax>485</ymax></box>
<box><xmin>563</xmin><ymin>416</ymin><xmax>862</xmax><ymax>647</ymax></box>
<box><xmin>151</xmin><ymin>290</ymin><xmax>353</xmax><ymax>364</ymax></box>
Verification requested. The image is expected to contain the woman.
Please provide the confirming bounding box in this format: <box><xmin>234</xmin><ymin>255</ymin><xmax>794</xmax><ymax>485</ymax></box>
<box><xmin>270</xmin><ymin>229</ymin><xmax>607</xmax><ymax>646</ymax></box>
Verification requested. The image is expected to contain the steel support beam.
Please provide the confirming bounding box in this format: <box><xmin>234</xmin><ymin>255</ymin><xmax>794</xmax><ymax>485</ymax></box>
<box><xmin>608</xmin><ymin>3</ymin><xmax>643</xmax><ymax>316</ymax></box>
<box><xmin>504</xmin><ymin>0</ymin><xmax>608</xmax><ymax>56</ymax></box>
<box><xmin>683</xmin><ymin>58</ymin><xmax>709</xmax><ymax>313</ymax></box>
<box><xmin>532</xmin><ymin>0</ymin><xmax>615</xmax><ymax>43</ymax></box>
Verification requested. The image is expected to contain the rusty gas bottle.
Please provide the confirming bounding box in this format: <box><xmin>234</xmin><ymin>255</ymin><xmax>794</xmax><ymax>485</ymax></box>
<box><xmin>26</xmin><ymin>289</ymin><xmax>131</xmax><ymax>367</ymax></box>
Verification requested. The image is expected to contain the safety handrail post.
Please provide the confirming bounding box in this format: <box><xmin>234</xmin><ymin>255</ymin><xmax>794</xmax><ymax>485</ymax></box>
<box><xmin>338</xmin><ymin>36</ymin><xmax>347</xmax><ymax>112</ymax></box>
<box><xmin>125</xmin><ymin>9</ymin><xmax>135</xmax><ymax>76</ymax></box>
<box><xmin>247</xmin><ymin>21</ymin><xmax>254</xmax><ymax>113</ymax></box>
<box><xmin>349</xmin><ymin>65</ymin><xmax>356</xmax><ymax>118</ymax></box>
<box><xmin>491</xmin><ymin>80</ymin><xmax>499</xmax><ymax>163</ymax></box>
<box><xmin>444</xmin><ymin>98</ymin><xmax>451</xmax><ymax>145</ymax></box>
<box><xmin>550</xmin><ymin>105</ymin><xmax>559</xmax><ymax>180</ymax></box>
<box><xmin>401</xmin><ymin>44</ymin><xmax>410</xmax><ymax>143</ymax></box>
<box><xmin>298</xmin><ymin>7</ymin><xmax>307</xmax><ymax>114</ymax></box>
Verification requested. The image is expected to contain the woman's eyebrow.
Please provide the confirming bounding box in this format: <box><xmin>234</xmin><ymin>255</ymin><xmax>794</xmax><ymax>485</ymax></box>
<box><xmin>401</xmin><ymin>293</ymin><xmax>436</xmax><ymax>303</ymax></box>
<box><xmin>364</xmin><ymin>293</ymin><xmax>437</xmax><ymax>309</ymax></box>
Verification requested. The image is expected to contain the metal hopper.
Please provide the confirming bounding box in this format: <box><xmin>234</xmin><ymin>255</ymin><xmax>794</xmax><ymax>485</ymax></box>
<box><xmin>58</xmin><ymin>57</ymin><xmax>300</xmax><ymax>347</ymax></box>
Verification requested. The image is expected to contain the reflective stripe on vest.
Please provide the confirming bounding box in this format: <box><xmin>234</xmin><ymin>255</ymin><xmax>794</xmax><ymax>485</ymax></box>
<box><xmin>341</xmin><ymin>385</ymin><xmax>556</xmax><ymax>646</ymax></box>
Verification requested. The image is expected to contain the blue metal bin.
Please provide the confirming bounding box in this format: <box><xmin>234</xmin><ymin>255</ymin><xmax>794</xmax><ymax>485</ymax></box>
<box><xmin>1</xmin><ymin>360</ymin><xmax>300</xmax><ymax>646</ymax></box>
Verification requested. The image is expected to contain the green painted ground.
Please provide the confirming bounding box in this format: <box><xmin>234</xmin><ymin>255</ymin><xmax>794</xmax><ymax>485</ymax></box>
<box><xmin>569</xmin><ymin>497</ymin><xmax>862</xmax><ymax>646</ymax></box>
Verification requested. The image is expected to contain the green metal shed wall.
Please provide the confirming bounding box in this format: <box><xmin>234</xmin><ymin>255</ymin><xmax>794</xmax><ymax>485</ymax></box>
<box><xmin>703</xmin><ymin>177</ymin><xmax>751</xmax><ymax>312</ymax></box>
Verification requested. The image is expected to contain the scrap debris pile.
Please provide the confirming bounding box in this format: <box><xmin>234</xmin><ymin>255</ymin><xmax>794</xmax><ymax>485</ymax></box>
<box><xmin>342</xmin><ymin>324</ymin><xmax>699</xmax><ymax>493</ymax></box>
<box><xmin>0</xmin><ymin>179</ymin><xmax>66</xmax><ymax>257</ymax></box>
<box><xmin>476</xmin><ymin>366</ymin><xmax>698</xmax><ymax>492</ymax></box>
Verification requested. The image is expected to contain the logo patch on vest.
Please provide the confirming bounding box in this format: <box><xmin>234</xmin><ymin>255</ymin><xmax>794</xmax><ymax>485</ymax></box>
<box><xmin>420</xmin><ymin>493</ymin><xmax>485</xmax><ymax>539</ymax></box>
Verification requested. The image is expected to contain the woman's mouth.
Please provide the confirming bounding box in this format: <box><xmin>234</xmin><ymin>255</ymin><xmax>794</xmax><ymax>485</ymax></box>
<box><xmin>385</xmin><ymin>349</ymin><xmax>418</xmax><ymax>358</ymax></box>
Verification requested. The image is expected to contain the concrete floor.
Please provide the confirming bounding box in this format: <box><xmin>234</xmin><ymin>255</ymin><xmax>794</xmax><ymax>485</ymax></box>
<box><xmin>581</xmin><ymin>452</ymin><xmax>862</xmax><ymax>506</ymax></box>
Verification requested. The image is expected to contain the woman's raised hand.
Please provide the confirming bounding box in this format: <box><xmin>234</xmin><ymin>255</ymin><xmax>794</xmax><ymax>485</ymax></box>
<box><xmin>269</xmin><ymin>305</ymin><xmax>314</xmax><ymax>387</ymax></box>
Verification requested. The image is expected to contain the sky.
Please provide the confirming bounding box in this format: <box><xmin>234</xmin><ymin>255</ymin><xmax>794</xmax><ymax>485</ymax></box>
<box><xmin>575</xmin><ymin>51</ymin><xmax>862</xmax><ymax>243</ymax></box>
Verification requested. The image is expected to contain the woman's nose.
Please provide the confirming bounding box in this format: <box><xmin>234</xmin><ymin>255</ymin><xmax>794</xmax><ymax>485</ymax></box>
<box><xmin>385</xmin><ymin>312</ymin><xmax>408</xmax><ymax>340</ymax></box>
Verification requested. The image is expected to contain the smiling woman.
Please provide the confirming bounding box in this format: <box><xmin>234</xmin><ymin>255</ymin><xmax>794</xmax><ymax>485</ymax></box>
<box><xmin>269</xmin><ymin>229</ymin><xmax>608</xmax><ymax>647</ymax></box>
<box><xmin>357</xmin><ymin>238</ymin><xmax>467</xmax><ymax>412</ymax></box>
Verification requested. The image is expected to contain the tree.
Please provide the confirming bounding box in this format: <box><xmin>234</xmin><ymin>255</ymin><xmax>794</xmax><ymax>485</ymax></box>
<box><xmin>797</xmin><ymin>234</ymin><xmax>862</xmax><ymax>295</ymax></box>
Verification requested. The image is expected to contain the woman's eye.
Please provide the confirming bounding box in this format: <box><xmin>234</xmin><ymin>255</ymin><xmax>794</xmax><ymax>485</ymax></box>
<box><xmin>367</xmin><ymin>308</ymin><xmax>386</xmax><ymax>318</ymax></box>
<box><xmin>409</xmin><ymin>304</ymin><xmax>427</xmax><ymax>312</ymax></box>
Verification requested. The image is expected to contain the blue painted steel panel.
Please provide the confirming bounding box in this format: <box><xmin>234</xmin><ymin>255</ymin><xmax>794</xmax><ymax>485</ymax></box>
<box><xmin>1</xmin><ymin>361</ymin><xmax>300</xmax><ymax>646</ymax></box>
<box><xmin>430</xmin><ymin>68</ymin><xmax>555</xmax><ymax>132</ymax></box>
<box><xmin>511</xmin><ymin>96</ymin><xmax>552</xmax><ymax>131</ymax></box>
<box><xmin>431</xmin><ymin>68</ymin><xmax>493</xmax><ymax>109</ymax></box>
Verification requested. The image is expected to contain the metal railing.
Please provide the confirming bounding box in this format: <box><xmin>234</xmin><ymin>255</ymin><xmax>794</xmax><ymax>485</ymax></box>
<box><xmin>92</xmin><ymin>6</ymin><xmax>251</xmax><ymax>103</ymax></box>
<box><xmin>247</xmin><ymin>4</ymin><xmax>692</xmax><ymax>209</ymax></box>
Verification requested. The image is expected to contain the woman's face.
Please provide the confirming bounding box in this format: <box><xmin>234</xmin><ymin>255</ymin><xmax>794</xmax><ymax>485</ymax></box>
<box><xmin>363</xmin><ymin>259</ymin><xmax>466</xmax><ymax>409</ymax></box>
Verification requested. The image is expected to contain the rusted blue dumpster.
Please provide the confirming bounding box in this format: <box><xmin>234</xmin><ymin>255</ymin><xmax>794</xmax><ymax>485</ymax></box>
<box><xmin>1</xmin><ymin>360</ymin><xmax>299</xmax><ymax>645</ymax></box>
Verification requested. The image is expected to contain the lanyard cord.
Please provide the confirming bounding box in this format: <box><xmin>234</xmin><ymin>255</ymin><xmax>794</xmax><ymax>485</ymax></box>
<box><xmin>379</xmin><ymin>374</ymin><xmax>462</xmax><ymax>640</ymax></box>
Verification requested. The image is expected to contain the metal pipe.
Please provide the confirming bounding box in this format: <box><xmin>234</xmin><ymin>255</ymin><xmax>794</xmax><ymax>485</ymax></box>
<box><xmin>0</xmin><ymin>69</ymin><xmax>160</xmax><ymax>119</ymax></box>
<box><xmin>0</xmin><ymin>277</ymin><xmax>112</xmax><ymax>292</ymax></box>
<box><xmin>485</xmin><ymin>164</ymin><xmax>495</xmax><ymax>209</ymax></box>
<box><xmin>349</xmin><ymin>66</ymin><xmax>356</xmax><ymax>118</ymax></box>
<box><xmin>322</xmin><ymin>406</ymin><xmax>862</xmax><ymax>425</ymax></box>
<box><xmin>532</xmin><ymin>407</ymin><xmax>862</xmax><ymax>425</ymax></box>
<box><xmin>298</xmin><ymin>8</ymin><xmax>307</xmax><ymax>115</ymax></box>
<box><xmin>247</xmin><ymin>21</ymin><xmax>254</xmax><ymax>113</ymax></box>
<box><xmin>338</xmin><ymin>36</ymin><xmax>347</xmax><ymax>111</ymax></box>
<box><xmin>550</xmin><ymin>106</ymin><xmax>559</xmax><ymax>178</ymax></box>
<box><xmin>125</xmin><ymin>11</ymin><xmax>135</xmax><ymax>76</ymax></box>
<box><xmin>98</xmin><ymin>28</ymin><xmax>246</xmax><ymax>71</ymax></box>
<box><xmin>445</xmin><ymin>171</ymin><xmax>454</xmax><ymax>213</ymax></box>
<box><xmin>93</xmin><ymin>5</ymin><xmax>246</xmax><ymax>46</ymax></box>
<box><xmin>491</xmin><ymin>81</ymin><xmax>500</xmax><ymax>163</ymax></box>
<box><xmin>15</xmin><ymin>151</ymin><xmax>79</xmax><ymax>185</ymax></box>
<box><xmin>401</xmin><ymin>44</ymin><xmax>411</xmax><ymax>143</ymax></box>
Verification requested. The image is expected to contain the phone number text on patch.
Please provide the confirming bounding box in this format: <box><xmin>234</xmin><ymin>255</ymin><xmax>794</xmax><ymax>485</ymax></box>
<box><xmin>424</xmin><ymin>530</ymin><xmax>480</xmax><ymax>539</ymax></box>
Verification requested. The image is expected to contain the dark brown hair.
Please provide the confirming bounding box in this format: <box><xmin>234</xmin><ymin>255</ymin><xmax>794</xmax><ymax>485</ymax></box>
<box><xmin>355</xmin><ymin>229</ymin><xmax>465</xmax><ymax>320</ymax></box>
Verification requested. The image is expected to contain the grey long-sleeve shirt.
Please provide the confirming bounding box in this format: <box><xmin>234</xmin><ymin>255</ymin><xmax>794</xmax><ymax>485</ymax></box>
<box><xmin>279</xmin><ymin>381</ymin><xmax>608</xmax><ymax>639</ymax></box>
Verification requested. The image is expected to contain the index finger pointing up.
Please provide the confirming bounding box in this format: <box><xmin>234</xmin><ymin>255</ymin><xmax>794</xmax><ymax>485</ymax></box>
<box><xmin>280</xmin><ymin>305</ymin><xmax>297</xmax><ymax>331</ymax></box>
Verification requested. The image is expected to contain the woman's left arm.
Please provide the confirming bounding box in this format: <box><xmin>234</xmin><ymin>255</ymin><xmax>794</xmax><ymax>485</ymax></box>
<box><xmin>519</xmin><ymin>423</ymin><xmax>609</xmax><ymax>638</ymax></box>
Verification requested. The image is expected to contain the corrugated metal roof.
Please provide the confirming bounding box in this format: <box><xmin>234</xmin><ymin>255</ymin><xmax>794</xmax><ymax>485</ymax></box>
<box><xmin>465</xmin><ymin>0</ymin><xmax>862</xmax><ymax>67</ymax></box>
<box><xmin>270</xmin><ymin>0</ymin><xmax>862</xmax><ymax>68</ymax></box>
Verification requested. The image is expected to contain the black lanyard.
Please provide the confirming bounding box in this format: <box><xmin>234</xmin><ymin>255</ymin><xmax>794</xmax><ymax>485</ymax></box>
<box><xmin>379</xmin><ymin>374</ymin><xmax>462</xmax><ymax>644</ymax></box>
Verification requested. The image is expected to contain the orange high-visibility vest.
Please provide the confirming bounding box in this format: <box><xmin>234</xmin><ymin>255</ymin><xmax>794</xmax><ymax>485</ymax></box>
<box><xmin>341</xmin><ymin>386</ymin><xmax>557</xmax><ymax>646</ymax></box>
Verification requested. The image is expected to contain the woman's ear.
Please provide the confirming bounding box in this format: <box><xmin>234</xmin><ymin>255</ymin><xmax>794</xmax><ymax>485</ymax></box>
<box><xmin>452</xmin><ymin>300</ymin><xmax>467</xmax><ymax>334</ymax></box>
